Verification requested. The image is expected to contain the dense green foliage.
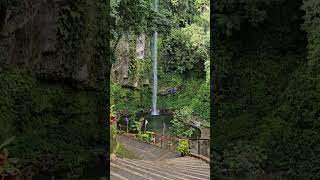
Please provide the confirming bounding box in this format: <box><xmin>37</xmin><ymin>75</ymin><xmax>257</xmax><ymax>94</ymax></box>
<box><xmin>302</xmin><ymin>0</ymin><xmax>320</xmax><ymax>65</ymax></box>
<box><xmin>213</xmin><ymin>0</ymin><xmax>320</xmax><ymax>178</ymax></box>
<box><xmin>161</xmin><ymin>24</ymin><xmax>209</xmax><ymax>74</ymax></box>
<box><xmin>170</xmin><ymin>108</ymin><xmax>195</xmax><ymax>138</ymax></box>
<box><xmin>111</xmin><ymin>0</ymin><xmax>210</xmax><ymax>129</ymax></box>
<box><xmin>0</xmin><ymin>72</ymin><xmax>106</xmax><ymax>177</ymax></box>
<box><xmin>0</xmin><ymin>0</ymin><xmax>109</xmax><ymax>178</ymax></box>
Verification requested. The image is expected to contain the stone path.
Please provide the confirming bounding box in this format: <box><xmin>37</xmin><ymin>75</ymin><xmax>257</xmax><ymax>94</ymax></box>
<box><xmin>117</xmin><ymin>135</ymin><xmax>180</xmax><ymax>161</ymax></box>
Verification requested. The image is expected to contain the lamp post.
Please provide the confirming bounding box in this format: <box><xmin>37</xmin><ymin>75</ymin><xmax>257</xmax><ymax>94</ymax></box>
<box><xmin>125</xmin><ymin>116</ymin><xmax>129</xmax><ymax>133</ymax></box>
<box><xmin>145</xmin><ymin>119</ymin><xmax>148</xmax><ymax>133</ymax></box>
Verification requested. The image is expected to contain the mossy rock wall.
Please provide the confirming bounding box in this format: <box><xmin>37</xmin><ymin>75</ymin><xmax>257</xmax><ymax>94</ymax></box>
<box><xmin>0</xmin><ymin>0</ymin><xmax>109</xmax><ymax>177</ymax></box>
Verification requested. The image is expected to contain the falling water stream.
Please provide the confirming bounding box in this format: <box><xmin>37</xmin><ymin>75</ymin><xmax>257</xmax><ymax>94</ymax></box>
<box><xmin>151</xmin><ymin>0</ymin><xmax>159</xmax><ymax>116</ymax></box>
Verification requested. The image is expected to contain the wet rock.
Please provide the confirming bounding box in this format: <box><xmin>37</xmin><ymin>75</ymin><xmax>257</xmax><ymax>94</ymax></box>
<box><xmin>158</xmin><ymin>87</ymin><xmax>178</xmax><ymax>96</ymax></box>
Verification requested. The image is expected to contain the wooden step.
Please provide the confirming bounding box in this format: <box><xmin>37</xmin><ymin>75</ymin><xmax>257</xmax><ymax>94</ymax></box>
<box><xmin>116</xmin><ymin>160</ymin><xmax>175</xmax><ymax>180</ymax></box>
<box><xmin>111</xmin><ymin>162</ymin><xmax>151</xmax><ymax>180</ymax></box>
<box><xmin>132</xmin><ymin>159</ymin><xmax>210</xmax><ymax>179</ymax></box>
<box><xmin>115</xmin><ymin>158</ymin><xmax>210</xmax><ymax>179</ymax></box>
<box><xmin>115</xmin><ymin>158</ymin><xmax>205</xmax><ymax>180</ymax></box>
<box><xmin>110</xmin><ymin>171</ymin><xmax>129</xmax><ymax>180</ymax></box>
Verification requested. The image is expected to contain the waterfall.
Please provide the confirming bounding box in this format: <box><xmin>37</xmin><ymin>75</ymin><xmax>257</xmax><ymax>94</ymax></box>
<box><xmin>151</xmin><ymin>0</ymin><xmax>159</xmax><ymax>116</ymax></box>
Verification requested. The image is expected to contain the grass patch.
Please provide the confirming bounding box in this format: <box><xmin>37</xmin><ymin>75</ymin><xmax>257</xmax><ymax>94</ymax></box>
<box><xmin>115</xmin><ymin>143</ymin><xmax>140</xmax><ymax>159</ymax></box>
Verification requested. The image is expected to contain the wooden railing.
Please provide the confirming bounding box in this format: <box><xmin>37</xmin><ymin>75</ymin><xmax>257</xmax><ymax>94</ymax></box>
<box><xmin>117</xmin><ymin>124</ymin><xmax>210</xmax><ymax>157</ymax></box>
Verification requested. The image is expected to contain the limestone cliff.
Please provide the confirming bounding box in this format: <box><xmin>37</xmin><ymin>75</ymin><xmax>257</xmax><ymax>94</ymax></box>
<box><xmin>111</xmin><ymin>33</ymin><xmax>151</xmax><ymax>89</ymax></box>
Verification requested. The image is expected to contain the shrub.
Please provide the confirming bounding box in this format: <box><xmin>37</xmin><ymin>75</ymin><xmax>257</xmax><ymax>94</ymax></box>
<box><xmin>176</xmin><ymin>140</ymin><xmax>190</xmax><ymax>155</ymax></box>
<box><xmin>136</xmin><ymin>132</ymin><xmax>153</xmax><ymax>143</ymax></box>
<box><xmin>170</xmin><ymin>108</ymin><xmax>195</xmax><ymax>138</ymax></box>
<box><xmin>0</xmin><ymin>136</ymin><xmax>20</xmax><ymax>177</ymax></box>
<box><xmin>110</xmin><ymin>124</ymin><xmax>118</xmax><ymax>154</ymax></box>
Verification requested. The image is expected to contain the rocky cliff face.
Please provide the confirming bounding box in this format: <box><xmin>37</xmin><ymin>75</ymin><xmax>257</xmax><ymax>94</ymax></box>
<box><xmin>111</xmin><ymin>35</ymin><xmax>131</xmax><ymax>85</ymax></box>
<box><xmin>111</xmin><ymin>33</ymin><xmax>150</xmax><ymax>89</ymax></box>
<box><xmin>0</xmin><ymin>0</ymin><xmax>109</xmax><ymax>176</ymax></box>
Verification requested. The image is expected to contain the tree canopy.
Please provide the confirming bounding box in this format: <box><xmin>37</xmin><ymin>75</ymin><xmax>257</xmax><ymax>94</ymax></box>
<box><xmin>212</xmin><ymin>0</ymin><xmax>320</xmax><ymax>178</ymax></box>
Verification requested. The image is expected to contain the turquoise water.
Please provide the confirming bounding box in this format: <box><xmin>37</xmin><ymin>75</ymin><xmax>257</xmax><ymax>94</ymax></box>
<box><xmin>117</xmin><ymin>113</ymin><xmax>201</xmax><ymax>138</ymax></box>
<box><xmin>144</xmin><ymin>114</ymin><xmax>171</xmax><ymax>135</ymax></box>
<box><xmin>144</xmin><ymin>114</ymin><xmax>201</xmax><ymax>139</ymax></box>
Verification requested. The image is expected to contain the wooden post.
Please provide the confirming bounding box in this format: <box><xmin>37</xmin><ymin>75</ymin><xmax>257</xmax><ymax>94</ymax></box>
<box><xmin>163</xmin><ymin>123</ymin><xmax>165</xmax><ymax>136</ymax></box>
<box><xmin>126</xmin><ymin>123</ymin><xmax>128</xmax><ymax>133</ymax></box>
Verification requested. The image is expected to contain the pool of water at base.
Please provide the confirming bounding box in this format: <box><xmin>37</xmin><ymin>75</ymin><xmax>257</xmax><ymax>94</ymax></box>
<box><xmin>144</xmin><ymin>114</ymin><xmax>201</xmax><ymax>139</ymax></box>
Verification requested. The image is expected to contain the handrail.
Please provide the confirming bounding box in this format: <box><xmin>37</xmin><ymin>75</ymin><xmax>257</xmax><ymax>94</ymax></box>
<box><xmin>117</xmin><ymin>124</ymin><xmax>190</xmax><ymax>140</ymax></box>
<box><xmin>189</xmin><ymin>138</ymin><xmax>210</xmax><ymax>141</ymax></box>
<box><xmin>116</xmin><ymin>124</ymin><xmax>210</xmax><ymax>157</ymax></box>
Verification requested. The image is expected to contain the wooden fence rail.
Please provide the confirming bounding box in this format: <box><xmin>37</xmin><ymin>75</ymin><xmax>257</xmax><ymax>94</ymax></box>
<box><xmin>117</xmin><ymin>124</ymin><xmax>210</xmax><ymax>157</ymax></box>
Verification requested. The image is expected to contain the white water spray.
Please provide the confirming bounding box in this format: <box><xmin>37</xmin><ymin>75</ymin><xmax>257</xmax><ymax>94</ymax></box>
<box><xmin>151</xmin><ymin>0</ymin><xmax>159</xmax><ymax>116</ymax></box>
